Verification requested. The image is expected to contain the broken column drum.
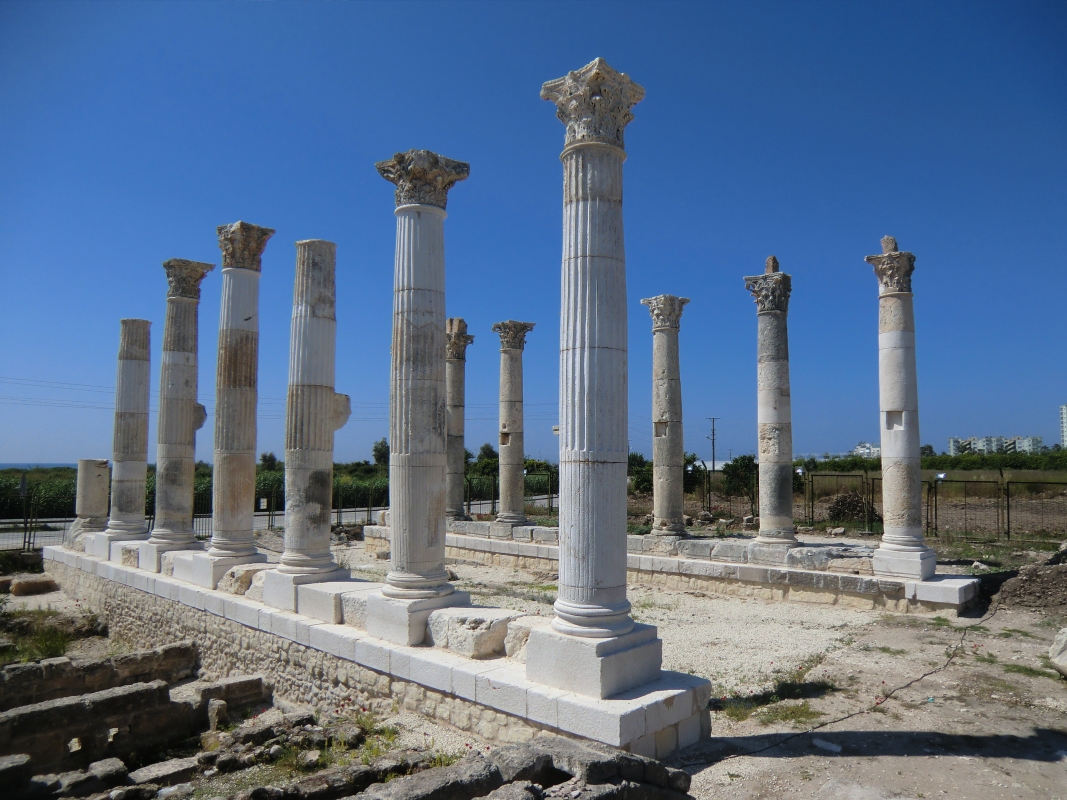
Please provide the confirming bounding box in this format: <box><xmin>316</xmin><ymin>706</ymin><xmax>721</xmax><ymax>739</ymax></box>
<box><xmin>278</xmin><ymin>239</ymin><xmax>351</xmax><ymax>574</ymax></box>
<box><xmin>377</xmin><ymin>150</ymin><xmax>470</xmax><ymax>599</ymax></box>
<box><xmin>103</xmin><ymin>319</ymin><xmax>152</xmax><ymax>540</ymax></box>
<box><xmin>867</xmin><ymin>237</ymin><xmax>936</xmax><ymax>579</ymax></box>
<box><xmin>148</xmin><ymin>259</ymin><xmax>214</xmax><ymax>551</ymax></box>
<box><xmin>640</xmin><ymin>295</ymin><xmax>689</xmax><ymax>534</ymax></box>
<box><xmin>207</xmin><ymin>222</ymin><xmax>275</xmax><ymax>559</ymax></box>
<box><xmin>744</xmin><ymin>257</ymin><xmax>797</xmax><ymax>545</ymax></box>
<box><xmin>492</xmin><ymin>320</ymin><xmax>535</xmax><ymax>526</ymax></box>
<box><xmin>66</xmin><ymin>459</ymin><xmax>110</xmax><ymax>549</ymax></box>
<box><xmin>445</xmin><ymin>318</ymin><xmax>474</xmax><ymax>520</ymax></box>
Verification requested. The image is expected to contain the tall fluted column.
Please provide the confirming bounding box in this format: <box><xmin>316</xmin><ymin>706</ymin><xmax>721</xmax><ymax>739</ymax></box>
<box><xmin>366</xmin><ymin>150</ymin><xmax>472</xmax><ymax>645</ymax></box>
<box><xmin>868</xmin><ymin>236</ymin><xmax>935</xmax><ymax>579</ymax></box>
<box><xmin>527</xmin><ymin>58</ymin><xmax>663</xmax><ymax>700</ymax></box>
<box><xmin>279</xmin><ymin>240</ymin><xmax>351</xmax><ymax>574</ymax></box>
<box><xmin>745</xmin><ymin>257</ymin><xmax>797</xmax><ymax>546</ymax></box>
<box><xmin>445</xmin><ymin>318</ymin><xmax>474</xmax><ymax>520</ymax></box>
<box><xmin>493</xmin><ymin>320</ymin><xmax>535</xmax><ymax>525</ymax></box>
<box><xmin>96</xmin><ymin>320</ymin><xmax>151</xmax><ymax>554</ymax></box>
<box><xmin>66</xmin><ymin>459</ymin><xmax>109</xmax><ymax>551</ymax></box>
<box><xmin>641</xmin><ymin>295</ymin><xmax>688</xmax><ymax>534</ymax></box>
<box><xmin>147</xmin><ymin>259</ymin><xmax>213</xmax><ymax>557</ymax></box>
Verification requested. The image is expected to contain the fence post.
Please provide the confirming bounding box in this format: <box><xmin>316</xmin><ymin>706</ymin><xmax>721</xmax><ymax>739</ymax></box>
<box><xmin>1005</xmin><ymin>481</ymin><xmax>1011</xmax><ymax>541</ymax></box>
<box><xmin>491</xmin><ymin>474</ymin><xmax>497</xmax><ymax>516</ymax></box>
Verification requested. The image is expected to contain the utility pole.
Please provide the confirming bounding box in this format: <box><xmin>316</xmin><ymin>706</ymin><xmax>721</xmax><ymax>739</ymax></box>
<box><xmin>706</xmin><ymin>417</ymin><xmax>719</xmax><ymax>473</ymax></box>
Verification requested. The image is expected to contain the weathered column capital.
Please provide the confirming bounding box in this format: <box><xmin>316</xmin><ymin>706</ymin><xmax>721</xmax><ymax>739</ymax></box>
<box><xmin>492</xmin><ymin>320</ymin><xmax>535</xmax><ymax>351</ymax></box>
<box><xmin>640</xmin><ymin>295</ymin><xmax>689</xmax><ymax>330</ymax></box>
<box><xmin>541</xmin><ymin>57</ymin><xmax>645</xmax><ymax>150</ymax></box>
<box><xmin>445</xmin><ymin>318</ymin><xmax>475</xmax><ymax>360</ymax></box>
<box><xmin>216</xmin><ymin>221</ymin><xmax>275</xmax><ymax>272</ymax></box>
<box><xmin>376</xmin><ymin>149</ymin><xmax>470</xmax><ymax>209</ymax></box>
<box><xmin>162</xmin><ymin>259</ymin><xmax>214</xmax><ymax>300</ymax></box>
<box><xmin>745</xmin><ymin>257</ymin><xmax>792</xmax><ymax>313</ymax></box>
<box><xmin>865</xmin><ymin>235</ymin><xmax>915</xmax><ymax>295</ymax></box>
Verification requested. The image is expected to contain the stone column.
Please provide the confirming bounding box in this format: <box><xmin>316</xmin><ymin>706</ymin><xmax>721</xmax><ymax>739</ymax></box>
<box><xmin>641</xmin><ymin>295</ymin><xmax>688</xmax><ymax>534</ymax></box>
<box><xmin>445</xmin><ymin>318</ymin><xmax>474</xmax><ymax>521</ymax></box>
<box><xmin>745</xmin><ymin>257</ymin><xmax>797</xmax><ymax>546</ymax></box>
<box><xmin>86</xmin><ymin>319</ymin><xmax>152</xmax><ymax>559</ymax></box>
<box><xmin>66</xmin><ymin>459</ymin><xmax>110</xmax><ymax>551</ymax></box>
<box><xmin>262</xmin><ymin>240</ymin><xmax>353</xmax><ymax>611</ymax></box>
<box><xmin>526</xmin><ymin>58</ymin><xmax>662</xmax><ymax>699</ymax></box>
<box><xmin>492</xmin><ymin>320</ymin><xmax>535</xmax><ymax>526</ymax></box>
<box><xmin>141</xmin><ymin>259</ymin><xmax>214</xmax><ymax>570</ymax></box>
<box><xmin>367</xmin><ymin>150</ymin><xmax>471</xmax><ymax>645</ymax></box>
<box><xmin>174</xmin><ymin>222</ymin><xmax>272</xmax><ymax>588</ymax></box>
<box><xmin>867</xmin><ymin>236</ymin><xmax>935</xmax><ymax>579</ymax></box>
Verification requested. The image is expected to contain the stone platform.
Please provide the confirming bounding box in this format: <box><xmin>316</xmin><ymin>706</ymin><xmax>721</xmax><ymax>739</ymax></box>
<box><xmin>364</xmin><ymin>523</ymin><xmax>980</xmax><ymax>614</ymax></box>
<box><xmin>42</xmin><ymin>546</ymin><xmax>711</xmax><ymax>759</ymax></box>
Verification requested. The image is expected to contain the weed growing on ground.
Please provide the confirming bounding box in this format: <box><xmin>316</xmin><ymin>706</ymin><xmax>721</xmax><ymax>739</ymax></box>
<box><xmin>1002</xmin><ymin>628</ymin><xmax>1040</xmax><ymax>639</ymax></box>
<box><xmin>876</xmin><ymin>646</ymin><xmax>907</xmax><ymax>655</ymax></box>
<box><xmin>427</xmin><ymin>751</ymin><xmax>462</xmax><ymax>768</ymax></box>
<box><xmin>755</xmin><ymin>701</ymin><xmax>824</xmax><ymax>727</ymax></box>
<box><xmin>1002</xmin><ymin>663</ymin><xmax>1060</xmax><ymax>680</ymax></box>
<box><xmin>711</xmin><ymin>654</ymin><xmax>835</xmax><ymax>722</ymax></box>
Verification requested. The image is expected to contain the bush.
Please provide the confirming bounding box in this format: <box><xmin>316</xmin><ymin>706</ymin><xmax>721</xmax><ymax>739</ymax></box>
<box><xmin>826</xmin><ymin>491</ymin><xmax>873</xmax><ymax>523</ymax></box>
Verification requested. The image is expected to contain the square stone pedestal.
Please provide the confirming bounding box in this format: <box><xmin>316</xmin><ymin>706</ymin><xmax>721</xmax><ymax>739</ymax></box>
<box><xmin>526</xmin><ymin>624</ymin><xmax>663</xmax><ymax>700</ymax></box>
<box><xmin>172</xmin><ymin>551</ymin><xmax>268</xmax><ymax>589</ymax></box>
<box><xmin>135</xmin><ymin>541</ymin><xmax>204</xmax><ymax>573</ymax></box>
<box><xmin>83</xmin><ymin>532</ymin><xmax>148</xmax><ymax>560</ymax></box>
<box><xmin>366</xmin><ymin>590</ymin><xmax>471</xmax><ymax>646</ymax></box>
<box><xmin>261</xmin><ymin>570</ymin><xmax>351</xmax><ymax>616</ymax></box>
<box><xmin>873</xmin><ymin>547</ymin><xmax>936</xmax><ymax>580</ymax></box>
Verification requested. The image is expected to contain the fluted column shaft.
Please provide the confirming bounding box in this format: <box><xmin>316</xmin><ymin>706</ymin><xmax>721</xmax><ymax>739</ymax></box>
<box><xmin>208</xmin><ymin>222</ymin><xmax>274</xmax><ymax>558</ymax></box>
<box><xmin>494</xmin><ymin>321</ymin><xmax>534</xmax><ymax>525</ymax></box>
<box><xmin>104</xmin><ymin>319</ymin><xmax>151</xmax><ymax>538</ymax></box>
<box><xmin>150</xmin><ymin>260</ymin><xmax>213</xmax><ymax>547</ymax></box>
<box><xmin>445</xmin><ymin>318</ymin><xmax>473</xmax><ymax>520</ymax></box>
<box><xmin>67</xmin><ymin>459</ymin><xmax>110</xmax><ymax>549</ymax></box>
<box><xmin>642</xmin><ymin>296</ymin><xmax>688</xmax><ymax>534</ymax></box>
<box><xmin>280</xmin><ymin>240</ymin><xmax>351</xmax><ymax>574</ymax></box>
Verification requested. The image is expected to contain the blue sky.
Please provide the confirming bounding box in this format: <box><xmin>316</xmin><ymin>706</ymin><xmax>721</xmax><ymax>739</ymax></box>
<box><xmin>1</xmin><ymin>0</ymin><xmax>1065</xmax><ymax>465</ymax></box>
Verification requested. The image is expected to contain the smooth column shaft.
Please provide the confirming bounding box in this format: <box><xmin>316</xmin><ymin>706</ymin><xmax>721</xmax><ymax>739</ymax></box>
<box><xmin>151</xmin><ymin>260</ymin><xmax>212</xmax><ymax>547</ymax></box>
<box><xmin>494</xmin><ymin>321</ymin><xmax>534</xmax><ymax>525</ymax></box>
<box><xmin>105</xmin><ymin>319</ymin><xmax>151</xmax><ymax>537</ymax></box>
<box><xmin>445</xmin><ymin>318</ymin><xmax>473</xmax><ymax>519</ymax></box>
<box><xmin>280</xmin><ymin>240</ymin><xmax>351</xmax><ymax>574</ymax></box>
<box><xmin>67</xmin><ymin>459</ymin><xmax>110</xmax><ymax>548</ymax></box>
<box><xmin>755</xmin><ymin>311</ymin><xmax>795</xmax><ymax>540</ymax></box>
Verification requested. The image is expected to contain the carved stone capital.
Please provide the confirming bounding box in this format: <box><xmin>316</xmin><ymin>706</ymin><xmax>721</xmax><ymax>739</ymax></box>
<box><xmin>162</xmin><ymin>259</ymin><xmax>214</xmax><ymax>300</ymax></box>
<box><xmin>865</xmin><ymin>236</ymin><xmax>915</xmax><ymax>294</ymax></box>
<box><xmin>745</xmin><ymin>272</ymin><xmax>792</xmax><ymax>313</ymax></box>
<box><xmin>492</xmin><ymin>320</ymin><xmax>535</xmax><ymax>351</ymax></box>
<box><xmin>445</xmin><ymin>318</ymin><xmax>475</xmax><ymax>360</ymax></box>
<box><xmin>376</xmin><ymin>149</ymin><xmax>470</xmax><ymax>210</ymax></box>
<box><xmin>541</xmin><ymin>57</ymin><xmax>645</xmax><ymax>150</ymax></box>
<box><xmin>640</xmin><ymin>295</ymin><xmax>689</xmax><ymax>330</ymax></box>
<box><xmin>216</xmin><ymin>221</ymin><xmax>275</xmax><ymax>272</ymax></box>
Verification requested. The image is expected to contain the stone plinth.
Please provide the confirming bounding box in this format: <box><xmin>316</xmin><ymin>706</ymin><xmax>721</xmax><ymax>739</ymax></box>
<box><xmin>867</xmin><ymin>237</ymin><xmax>935</xmax><ymax>579</ymax></box>
<box><xmin>142</xmin><ymin>259</ymin><xmax>214</xmax><ymax>571</ymax></box>
<box><xmin>640</xmin><ymin>295</ymin><xmax>688</xmax><ymax>534</ymax></box>
<box><xmin>66</xmin><ymin>459</ymin><xmax>110</xmax><ymax>551</ymax></box>
<box><xmin>86</xmin><ymin>320</ymin><xmax>151</xmax><ymax>559</ymax></box>
<box><xmin>445</xmin><ymin>318</ymin><xmax>474</xmax><ymax>520</ymax></box>
<box><xmin>263</xmin><ymin>239</ymin><xmax>354</xmax><ymax>611</ymax></box>
<box><xmin>176</xmin><ymin>222</ymin><xmax>273</xmax><ymax>587</ymax></box>
<box><xmin>744</xmin><ymin>257</ymin><xmax>797</xmax><ymax>546</ymax></box>
<box><xmin>492</xmin><ymin>320</ymin><xmax>535</xmax><ymax>526</ymax></box>
<box><xmin>372</xmin><ymin>150</ymin><xmax>471</xmax><ymax>642</ymax></box>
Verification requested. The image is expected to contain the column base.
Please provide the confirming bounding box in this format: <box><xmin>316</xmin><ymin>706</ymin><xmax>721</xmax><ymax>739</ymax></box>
<box><xmin>489</xmin><ymin>521</ymin><xmax>523</xmax><ymax>538</ymax></box>
<box><xmin>366</xmin><ymin>590</ymin><xmax>471</xmax><ymax>646</ymax></box>
<box><xmin>83</xmin><ymin>532</ymin><xmax>149</xmax><ymax>560</ymax></box>
<box><xmin>136</xmin><ymin>540</ymin><xmax>204</xmax><ymax>573</ymax></box>
<box><xmin>495</xmin><ymin>513</ymin><xmax>527</xmax><ymax>527</ymax></box>
<box><xmin>651</xmin><ymin>520</ymin><xmax>687</xmax><ymax>534</ymax></box>
<box><xmin>525</xmin><ymin>624</ymin><xmax>663</xmax><ymax>699</ymax></box>
<box><xmin>753</xmin><ymin>529</ymin><xmax>798</xmax><ymax>546</ymax></box>
<box><xmin>873</xmin><ymin>547</ymin><xmax>936</xmax><ymax>580</ymax></box>
<box><xmin>261</xmin><ymin>568</ymin><xmax>352</xmax><ymax>615</ymax></box>
<box><xmin>172</xmin><ymin>551</ymin><xmax>268</xmax><ymax>589</ymax></box>
<box><xmin>446</xmin><ymin>513</ymin><xmax>472</xmax><ymax>522</ymax></box>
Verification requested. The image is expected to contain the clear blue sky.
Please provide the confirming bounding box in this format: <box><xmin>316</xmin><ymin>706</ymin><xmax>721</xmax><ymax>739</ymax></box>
<box><xmin>1</xmin><ymin>1</ymin><xmax>1065</xmax><ymax>466</ymax></box>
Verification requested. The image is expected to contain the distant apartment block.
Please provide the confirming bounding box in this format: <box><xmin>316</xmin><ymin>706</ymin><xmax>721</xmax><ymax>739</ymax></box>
<box><xmin>948</xmin><ymin>435</ymin><xmax>1043</xmax><ymax>456</ymax></box>
<box><xmin>852</xmin><ymin>442</ymin><xmax>880</xmax><ymax>458</ymax></box>
<box><xmin>1061</xmin><ymin>404</ymin><xmax>1067</xmax><ymax>447</ymax></box>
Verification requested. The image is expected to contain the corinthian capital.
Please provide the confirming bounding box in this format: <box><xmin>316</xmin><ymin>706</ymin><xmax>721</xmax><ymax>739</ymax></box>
<box><xmin>216</xmin><ymin>221</ymin><xmax>275</xmax><ymax>272</ymax></box>
<box><xmin>865</xmin><ymin>235</ymin><xmax>915</xmax><ymax>294</ymax></box>
<box><xmin>492</xmin><ymin>320</ymin><xmax>535</xmax><ymax>351</ymax></box>
<box><xmin>745</xmin><ymin>262</ymin><xmax>792</xmax><ymax>313</ymax></box>
<box><xmin>541</xmin><ymin>57</ymin><xmax>645</xmax><ymax>150</ymax></box>
<box><xmin>445</xmin><ymin>318</ymin><xmax>475</xmax><ymax>360</ymax></box>
<box><xmin>376</xmin><ymin>149</ymin><xmax>470</xmax><ymax>210</ymax></box>
<box><xmin>641</xmin><ymin>295</ymin><xmax>689</xmax><ymax>330</ymax></box>
<box><xmin>162</xmin><ymin>259</ymin><xmax>214</xmax><ymax>300</ymax></box>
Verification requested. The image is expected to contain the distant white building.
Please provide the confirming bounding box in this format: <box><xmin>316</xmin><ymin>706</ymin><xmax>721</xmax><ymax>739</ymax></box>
<box><xmin>1005</xmin><ymin>436</ymin><xmax>1043</xmax><ymax>454</ymax></box>
<box><xmin>852</xmin><ymin>442</ymin><xmax>880</xmax><ymax>458</ymax></box>
<box><xmin>948</xmin><ymin>435</ymin><xmax>1042</xmax><ymax>456</ymax></box>
<box><xmin>1061</xmin><ymin>404</ymin><xmax>1067</xmax><ymax>447</ymax></box>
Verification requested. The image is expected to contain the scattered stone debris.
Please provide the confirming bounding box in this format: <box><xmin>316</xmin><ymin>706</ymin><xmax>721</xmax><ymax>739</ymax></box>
<box><xmin>995</xmin><ymin>563</ymin><xmax>1067</xmax><ymax>608</ymax></box>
